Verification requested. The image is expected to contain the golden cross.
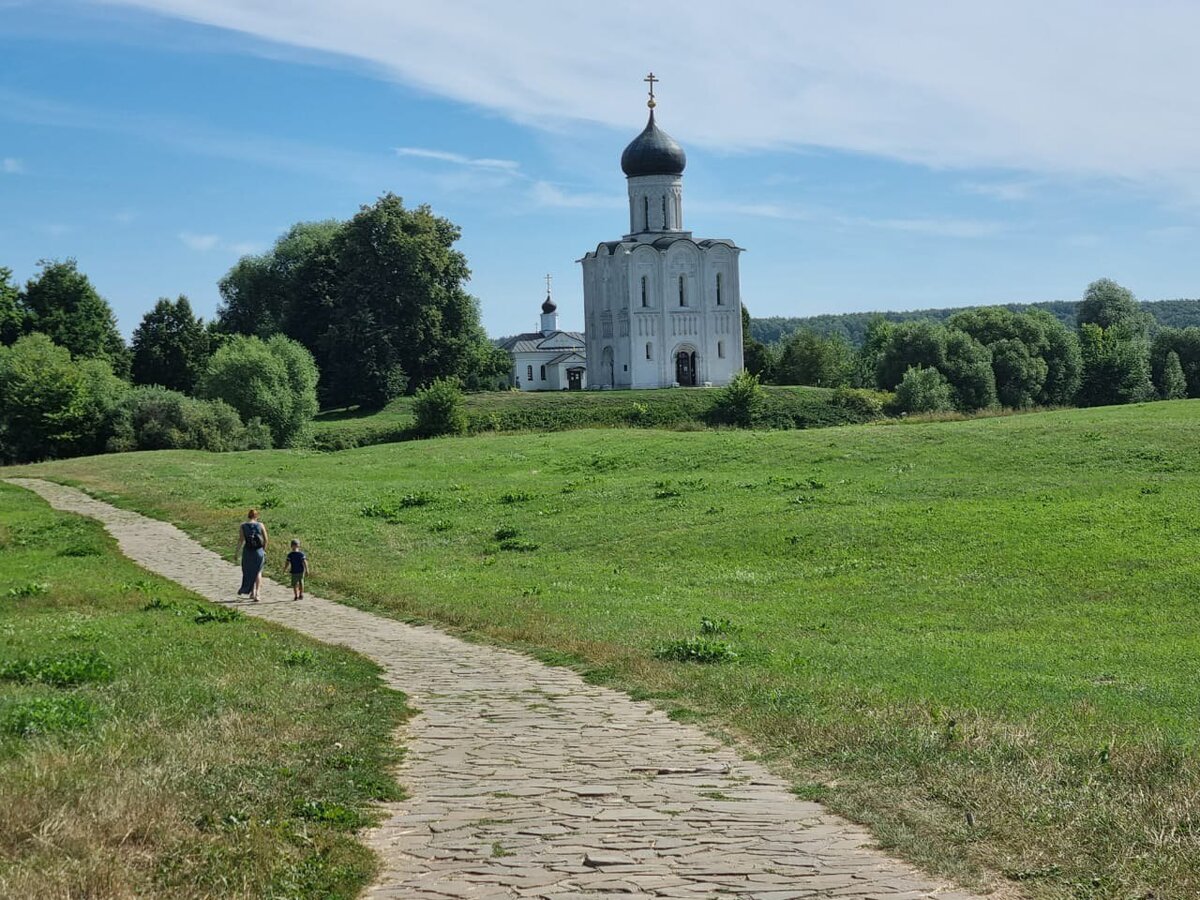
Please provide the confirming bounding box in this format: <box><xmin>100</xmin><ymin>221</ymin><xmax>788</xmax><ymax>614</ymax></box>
<box><xmin>644</xmin><ymin>71</ymin><xmax>658</xmax><ymax>108</ymax></box>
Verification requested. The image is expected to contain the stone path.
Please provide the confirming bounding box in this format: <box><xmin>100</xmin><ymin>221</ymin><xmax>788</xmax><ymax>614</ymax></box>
<box><xmin>8</xmin><ymin>478</ymin><xmax>984</xmax><ymax>900</ymax></box>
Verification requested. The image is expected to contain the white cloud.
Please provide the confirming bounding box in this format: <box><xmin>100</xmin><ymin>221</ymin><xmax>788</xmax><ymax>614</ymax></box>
<box><xmin>960</xmin><ymin>180</ymin><xmax>1040</xmax><ymax>202</ymax></box>
<box><xmin>179</xmin><ymin>231</ymin><xmax>220</xmax><ymax>251</ymax></box>
<box><xmin>94</xmin><ymin>1</ymin><xmax>1200</xmax><ymax>193</ymax></box>
<box><xmin>2</xmin><ymin>157</ymin><xmax>23</xmax><ymax>174</ymax></box>
<box><xmin>848</xmin><ymin>216</ymin><xmax>1007</xmax><ymax>239</ymax></box>
<box><xmin>227</xmin><ymin>240</ymin><xmax>264</xmax><ymax>255</ymax></box>
<box><xmin>530</xmin><ymin>180</ymin><xmax>623</xmax><ymax>209</ymax></box>
<box><xmin>395</xmin><ymin>147</ymin><xmax>519</xmax><ymax>171</ymax></box>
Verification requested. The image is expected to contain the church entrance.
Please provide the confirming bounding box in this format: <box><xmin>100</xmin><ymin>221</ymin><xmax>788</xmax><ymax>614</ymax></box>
<box><xmin>675</xmin><ymin>350</ymin><xmax>697</xmax><ymax>386</ymax></box>
<box><xmin>567</xmin><ymin>367</ymin><xmax>584</xmax><ymax>391</ymax></box>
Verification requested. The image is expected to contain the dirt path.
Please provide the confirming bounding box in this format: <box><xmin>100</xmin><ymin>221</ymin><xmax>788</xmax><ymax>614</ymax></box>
<box><xmin>8</xmin><ymin>477</ymin><xmax>982</xmax><ymax>900</ymax></box>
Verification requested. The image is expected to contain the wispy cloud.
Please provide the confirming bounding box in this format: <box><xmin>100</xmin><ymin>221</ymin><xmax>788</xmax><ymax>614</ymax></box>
<box><xmin>960</xmin><ymin>179</ymin><xmax>1039</xmax><ymax>202</ymax></box>
<box><xmin>530</xmin><ymin>180</ymin><xmax>622</xmax><ymax>210</ymax></box>
<box><xmin>843</xmin><ymin>216</ymin><xmax>1006</xmax><ymax>239</ymax></box>
<box><xmin>2</xmin><ymin>157</ymin><xmax>24</xmax><ymax>174</ymax></box>
<box><xmin>395</xmin><ymin>147</ymin><xmax>519</xmax><ymax>171</ymax></box>
<box><xmin>179</xmin><ymin>231</ymin><xmax>220</xmax><ymax>251</ymax></box>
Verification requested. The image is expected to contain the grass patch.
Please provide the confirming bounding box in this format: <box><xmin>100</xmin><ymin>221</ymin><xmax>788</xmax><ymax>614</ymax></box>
<box><xmin>13</xmin><ymin>399</ymin><xmax>1200</xmax><ymax>897</ymax></box>
<box><xmin>0</xmin><ymin>484</ymin><xmax>408</xmax><ymax>899</ymax></box>
<box><xmin>655</xmin><ymin>638</ymin><xmax>738</xmax><ymax>664</ymax></box>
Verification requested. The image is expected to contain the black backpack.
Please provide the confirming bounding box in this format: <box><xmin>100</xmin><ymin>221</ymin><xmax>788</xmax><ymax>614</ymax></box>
<box><xmin>243</xmin><ymin>522</ymin><xmax>263</xmax><ymax>550</ymax></box>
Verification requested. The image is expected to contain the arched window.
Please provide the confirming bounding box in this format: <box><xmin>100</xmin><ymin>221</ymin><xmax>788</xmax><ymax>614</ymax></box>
<box><xmin>643</xmin><ymin>196</ymin><xmax>649</xmax><ymax>231</ymax></box>
<box><xmin>645</xmin><ymin>342</ymin><xmax>653</xmax><ymax>360</ymax></box>
<box><xmin>526</xmin><ymin>365</ymin><xmax>533</xmax><ymax>381</ymax></box>
<box><xmin>678</xmin><ymin>275</ymin><xmax>686</xmax><ymax>307</ymax></box>
<box><xmin>539</xmin><ymin>365</ymin><xmax>546</xmax><ymax>381</ymax></box>
<box><xmin>716</xmin><ymin>272</ymin><xmax>723</xmax><ymax>305</ymax></box>
<box><xmin>641</xmin><ymin>275</ymin><xmax>648</xmax><ymax>307</ymax></box>
<box><xmin>661</xmin><ymin>194</ymin><xmax>668</xmax><ymax>228</ymax></box>
<box><xmin>718</xmin><ymin>340</ymin><xmax>726</xmax><ymax>359</ymax></box>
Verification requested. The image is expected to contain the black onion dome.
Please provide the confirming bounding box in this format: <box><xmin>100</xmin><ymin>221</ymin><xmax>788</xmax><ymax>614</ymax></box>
<box><xmin>620</xmin><ymin>110</ymin><xmax>686</xmax><ymax>177</ymax></box>
<box><xmin>541</xmin><ymin>293</ymin><xmax>557</xmax><ymax>314</ymax></box>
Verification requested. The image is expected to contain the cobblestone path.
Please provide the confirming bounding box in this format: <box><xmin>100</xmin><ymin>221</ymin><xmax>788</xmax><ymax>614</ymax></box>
<box><xmin>9</xmin><ymin>478</ymin><xmax>983</xmax><ymax>900</ymax></box>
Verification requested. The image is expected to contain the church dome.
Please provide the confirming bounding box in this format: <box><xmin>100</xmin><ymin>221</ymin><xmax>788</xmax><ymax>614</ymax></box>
<box><xmin>620</xmin><ymin>110</ymin><xmax>686</xmax><ymax>178</ymax></box>
<box><xmin>541</xmin><ymin>293</ymin><xmax>557</xmax><ymax>314</ymax></box>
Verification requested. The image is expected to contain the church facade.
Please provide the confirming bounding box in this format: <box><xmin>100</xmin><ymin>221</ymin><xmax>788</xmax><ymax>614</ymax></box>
<box><xmin>580</xmin><ymin>78</ymin><xmax>743</xmax><ymax>389</ymax></box>
<box><xmin>498</xmin><ymin>289</ymin><xmax>587</xmax><ymax>391</ymax></box>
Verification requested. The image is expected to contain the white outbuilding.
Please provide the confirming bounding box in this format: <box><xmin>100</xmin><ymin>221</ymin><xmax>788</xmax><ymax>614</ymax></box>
<box><xmin>499</xmin><ymin>289</ymin><xmax>587</xmax><ymax>391</ymax></box>
<box><xmin>580</xmin><ymin>74</ymin><xmax>744</xmax><ymax>389</ymax></box>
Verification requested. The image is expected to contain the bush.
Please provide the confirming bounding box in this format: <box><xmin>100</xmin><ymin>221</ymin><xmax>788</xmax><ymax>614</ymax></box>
<box><xmin>413</xmin><ymin>377</ymin><xmax>467</xmax><ymax>436</ymax></box>
<box><xmin>894</xmin><ymin>365</ymin><xmax>955</xmax><ymax>414</ymax></box>
<box><xmin>107</xmin><ymin>385</ymin><xmax>269</xmax><ymax>453</ymax></box>
<box><xmin>831</xmin><ymin>386</ymin><xmax>887</xmax><ymax>419</ymax></box>
<box><xmin>199</xmin><ymin>334</ymin><xmax>318</xmax><ymax>447</ymax></box>
<box><xmin>710</xmin><ymin>371</ymin><xmax>766</xmax><ymax>427</ymax></box>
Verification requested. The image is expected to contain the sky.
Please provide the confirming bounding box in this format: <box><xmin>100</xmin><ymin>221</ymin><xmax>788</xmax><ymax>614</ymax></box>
<box><xmin>2</xmin><ymin>1</ymin><xmax>1199</xmax><ymax>338</ymax></box>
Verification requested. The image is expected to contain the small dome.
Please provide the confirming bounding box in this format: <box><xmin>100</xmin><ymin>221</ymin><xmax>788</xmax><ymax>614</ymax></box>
<box><xmin>541</xmin><ymin>293</ymin><xmax>557</xmax><ymax>314</ymax></box>
<box><xmin>620</xmin><ymin>110</ymin><xmax>686</xmax><ymax>177</ymax></box>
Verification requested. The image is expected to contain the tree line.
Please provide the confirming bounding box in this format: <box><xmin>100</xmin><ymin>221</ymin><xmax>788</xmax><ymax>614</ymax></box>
<box><xmin>0</xmin><ymin>194</ymin><xmax>508</xmax><ymax>463</ymax></box>
<box><xmin>742</xmin><ymin>279</ymin><xmax>1199</xmax><ymax>414</ymax></box>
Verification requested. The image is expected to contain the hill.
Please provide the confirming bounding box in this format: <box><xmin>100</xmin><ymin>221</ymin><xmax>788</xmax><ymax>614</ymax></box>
<box><xmin>752</xmin><ymin>297</ymin><xmax>1200</xmax><ymax>346</ymax></box>
<box><xmin>13</xmin><ymin>399</ymin><xmax>1200</xmax><ymax>898</ymax></box>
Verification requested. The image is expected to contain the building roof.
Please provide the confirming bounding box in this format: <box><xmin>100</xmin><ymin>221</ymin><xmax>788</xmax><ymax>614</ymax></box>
<box><xmin>541</xmin><ymin>292</ymin><xmax>557</xmax><ymax>314</ymax></box>
<box><xmin>620</xmin><ymin>110</ymin><xmax>686</xmax><ymax>178</ymax></box>
<box><xmin>545</xmin><ymin>350</ymin><xmax>586</xmax><ymax>366</ymax></box>
<box><xmin>499</xmin><ymin>330</ymin><xmax>585</xmax><ymax>354</ymax></box>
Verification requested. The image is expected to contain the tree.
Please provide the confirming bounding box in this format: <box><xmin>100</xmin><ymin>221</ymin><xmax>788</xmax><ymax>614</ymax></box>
<box><xmin>413</xmin><ymin>377</ymin><xmax>468</xmax><ymax>436</ymax></box>
<box><xmin>894</xmin><ymin>366</ymin><xmax>954</xmax><ymax>414</ymax></box>
<box><xmin>874</xmin><ymin>321</ymin><xmax>994</xmax><ymax>411</ymax></box>
<box><xmin>0</xmin><ymin>334</ymin><xmax>127</xmax><ymax>463</ymax></box>
<box><xmin>1029</xmin><ymin>309</ymin><xmax>1083</xmax><ymax>406</ymax></box>
<box><xmin>0</xmin><ymin>267</ymin><xmax>25</xmax><ymax>345</ymax></box>
<box><xmin>1076</xmin><ymin>323</ymin><xmax>1155</xmax><ymax>407</ymax></box>
<box><xmin>989</xmin><ymin>338</ymin><xmax>1047</xmax><ymax>408</ymax></box>
<box><xmin>1077</xmin><ymin>278</ymin><xmax>1150</xmax><ymax>336</ymax></box>
<box><xmin>198</xmin><ymin>334</ymin><xmax>318</xmax><ymax>447</ymax></box>
<box><xmin>741</xmin><ymin>304</ymin><xmax>774</xmax><ymax>380</ymax></box>
<box><xmin>1150</xmin><ymin>327</ymin><xmax>1200</xmax><ymax>398</ymax></box>
<box><xmin>130</xmin><ymin>296</ymin><xmax>210</xmax><ymax>393</ymax></box>
<box><xmin>711</xmin><ymin>371</ymin><xmax>766</xmax><ymax>427</ymax></box>
<box><xmin>1160</xmin><ymin>351</ymin><xmax>1188</xmax><ymax>400</ymax></box>
<box><xmin>107</xmin><ymin>385</ymin><xmax>270</xmax><ymax>453</ymax></box>
<box><xmin>773</xmin><ymin>329</ymin><xmax>853</xmax><ymax>387</ymax></box>
<box><xmin>941</xmin><ymin>329</ymin><xmax>996</xmax><ymax>410</ymax></box>
<box><xmin>21</xmin><ymin>259</ymin><xmax>129</xmax><ymax>377</ymax></box>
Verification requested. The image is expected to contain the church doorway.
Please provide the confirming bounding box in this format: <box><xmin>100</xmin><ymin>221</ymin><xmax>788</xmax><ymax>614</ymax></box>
<box><xmin>567</xmin><ymin>367</ymin><xmax>584</xmax><ymax>391</ymax></box>
<box><xmin>675</xmin><ymin>349</ymin><xmax>697</xmax><ymax>386</ymax></box>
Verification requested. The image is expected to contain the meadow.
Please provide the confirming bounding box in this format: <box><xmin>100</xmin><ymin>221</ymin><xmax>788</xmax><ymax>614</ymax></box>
<box><xmin>9</xmin><ymin>400</ymin><xmax>1200</xmax><ymax>898</ymax></box>
<box><xmin>310</xmin><ymin>383</ymin><xmax>885</xmax><ymax>449</ymax></box>
<box><xmin>0</xmin><ymin>484</ymin><xmax>408</xmax><ymax>898</ymax></box>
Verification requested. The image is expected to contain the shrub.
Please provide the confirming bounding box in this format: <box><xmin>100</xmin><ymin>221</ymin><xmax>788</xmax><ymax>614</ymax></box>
<box><xmin>413</xmin><ymin>377</ymin><xmax>467</xmax><ymax>436</ymax></box>
<box><xmin>1161</xmin><ymin>350</ymin><xmax>1188</xmax><ymax>400</ymax></box>
<box><xmin>107</xmin><ymin>385</ymin><xmax>268</xmax><ymax>453</ymax></box>
<box><xmin>710</xmin><ymin>371</ymin><xmax>766</xmax><ymax>427</ymax></box>
<box><xmin>831</xmin><ymin>386</ymin><xmax>886</xmax><ymax>419</ymax></box>
<box><xmin>894</xmin><ymin>365</ymin><xmax>955</xmax><ymax>414</ymax></box>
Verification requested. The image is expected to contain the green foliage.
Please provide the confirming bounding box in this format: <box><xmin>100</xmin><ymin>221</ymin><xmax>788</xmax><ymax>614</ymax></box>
<box><xmin>893</xmin><ymin>365</ymin><xmax>955</xmax><ymax>414</ymax></box>
<box><xmin>1077</xmin><ymin>323</ymin><xmax>1155</xmax><ymax>407</ymax></box>
<box><xmin>413</xmin><ymin>377</ymin><xmax>468</xmax><ymax>436</ymax></box>
<box><xmin>655</xmin><ymin>637</ymin><xmax>738</xmax><ymax>663</ymax></box>
<box><xmin>1150</xmin><ymin>327</ymin><xmax>1200</xmax><ymax>398</ymax></box>
<box><xmin>710</xmin><ymin>371</ymin><xmax>766</xmax><ymax>427</ymax></box>
<box><xmin>20</xmin><ymin>259</ymin><xmax>129</xmax><ymax>377</ymax></box>
<box><xmin>875</xmin><ymin>322</ymin><xmax>995</xmax><ymax>411</ymax></box>
<box><xmin>0</xmin><ymin>650</ymin><xmax>114</xmax><ymax>687</ymax></box>
<box><xmin>130</xmin><ymin>295</ymin><xmax>211</xmax><ymax>394</ymax></box>
<box><xmin>198</xmin><ymin>334</ymin><xmax>318</xmax><ymax>447</ymax></box>
<box><xmin>1077</xmin><ymin>278</ymin><xmax>1151</xmax><ymax>335</ymax></box>
<box><xmin>773</xmin><ymin>329</ymin><xmax>854</xmax><ymax>387</ymax></box>
<box><xmin>107</xmin><ymin>385</ymin><xmax>267</xmax><ymax>453</ymax></box>
<box><xmin>1160</xmin><ymin>351</ymin><xmax>1188</xmax><ymax>400</ymax></box>
<box><xmin>0</xmin><ymin>267</ymin><xmax>26</xmax><ymax>345</ymax></box>
<box><xmin>949</xmin><ymin>306</ymin><xmax>1080</xmax><ymax>407</ymax></box>
<box><xmin>830</xmin><ymin>386</ymin><xmax>887</xmax><ymax>419</ymax></box>
<box><xmin>0</xmin><ymin>334</ymin><xmax>128</xmax><ymax>463</ymax></box>
<box><xmin>741</xmin><ymin>304</ymin><xmax>774</xmax><ymax>380</ymax></box>
<box><xmin>2</xmin><ymin>695</ymin><xmax>94</xmax><ymax>737</ymax></box>
<box><xmin>193</xmin><ymin>603</ymin><xmax>243</xmax><ymax>624</ymax></box>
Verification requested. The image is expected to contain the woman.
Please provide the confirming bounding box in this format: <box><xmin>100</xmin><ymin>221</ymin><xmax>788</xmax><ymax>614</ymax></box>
<box><xmin>235</xmin><ymin>508</ymin><xmax>269</xmax><ymax>601</ymax></box>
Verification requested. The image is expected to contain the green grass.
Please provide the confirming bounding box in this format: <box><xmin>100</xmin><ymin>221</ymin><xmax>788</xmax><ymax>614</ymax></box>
<box><xmin>310</xmin><ymin>384</ymin><xmax>885</xmax><ymax>450</ymax></box>
<box><xmin>0</xmin><ymin>484</ymin><xmax>408</xmax><ymax>899</ymax></box>
<box><xmin>10</xmin><ymin>399</ymin><xmax>1200</xmax><ymax>898</ymax></box>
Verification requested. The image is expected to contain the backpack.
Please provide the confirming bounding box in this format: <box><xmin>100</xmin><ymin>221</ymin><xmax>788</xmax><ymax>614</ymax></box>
<box><xmin>243</xmin><ymin>522</ymin><xmax>264</xmax><ymax>550</ymax></box>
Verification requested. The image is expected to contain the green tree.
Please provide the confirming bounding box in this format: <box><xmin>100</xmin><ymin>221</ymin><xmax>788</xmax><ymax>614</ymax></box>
<box><xmin>1150</xmin><ymin>327</ymin><xmax>1200</xmax><ymax>398</ymax></box>
<box><xmin>130</xmin><ymin>296</ymin><xmax>210</xmax><ymax>393</ymax></box>
<box><xmin>199</xmin><ymin>334</ymin><xmax>318</xmax><ymax>447</ymax></box>
<box><xmin>941</xmin><ymin>329</ymin><xmax>996</xmax><ymax>410</ymax></box>
<box><xmin>1077</xmin><ymin>278</ymin><xmax>1150</xmax><ymax>335</ymax></box>
<box><xmin>1030</xmin><ymin>309</ymin><xmax>1083</xmax><ymax>406</ymax></box>
<box><xmin>893</xmin><ymin>365</ymin><xmax>954</xmax><ymax>414</ymax></box>
<box><xmin>1076</xmin><ymin>323</ymin><xmax>1155</xmax><ymax>407</ymax></box>
<box><xmin>874</xmin><ymin>321</ymin><xmax>994</xmax><ymax>411</ymax></box>
<box><xmin>1160</xmin><ymin>350</ymin><xmax>1188</xmax><ymax>400</ymax></box>
<box><xmin>21</xmin><ymin>259</ymin><xmax>129</xmax><ymax>377</ymax></box>
<box><xmin>741</xmin><ymin>304</ymin><xmax>773</xmax><ymax>379</ymax></box>
<box><xmin>107</xmin><ymin>385</ymin><xmax>269</xmax><ymax>452</ymax></box>
<box><xmin>989</xmin><ymin>338</ymin><xmax>1048</xmax><ymax>408</ymax></box>
<box><xmin>0</xmin><ymin>334</ymin><xmax>127</xmax><ymax>463</ymax></box>
<box><xmin>711</xmin><ymin>371</ymin><xmax>766</xmax><ymax>427</ymax></box>
<box><xmin>773</xmin><ymin>329</ymin><xmax>853</xmax><ymax>387</ymax></box>
<box><xmin>413</xmin><ymin>377</ymin><xmax>468</xmax><ymax>436</ymax></box>
<box><xmin>0</xmin><ymin>267</ymin><xmax>26</xmax><ymax>345</ymax></box>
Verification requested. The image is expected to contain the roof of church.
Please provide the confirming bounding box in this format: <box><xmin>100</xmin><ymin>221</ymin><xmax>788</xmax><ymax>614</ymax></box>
<box><xmin>541</xmin><ymin>292</ymin><xmax>557</xmax><ymax>314</ymax></box>
<box><xmin>583</xmin><ymin>236</ymin><xmax>741</xmax><ymax>259</ymax></box>
<box><xmin>545</xmin><ymin>350</ymin><xmax>586</xmax><ymax>366</ymax></box>
<box><xmin>499</xmin><ymin>330</ymin><xmax>586</xmax><ymax>354</ymax></box>
<box><xmin>620</xmin><ymin>110</ymin><xmax>686</xmax><ymax>178</ymax></box>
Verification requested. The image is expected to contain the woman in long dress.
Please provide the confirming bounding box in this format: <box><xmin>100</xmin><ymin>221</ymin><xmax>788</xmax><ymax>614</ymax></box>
<box><xmin>236</xmin><ymin>508</ymin><xmax>269</xmax><ymax>601</ymax></box>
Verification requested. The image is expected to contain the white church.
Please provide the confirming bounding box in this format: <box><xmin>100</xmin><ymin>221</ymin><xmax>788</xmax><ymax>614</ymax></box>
<box><xmin>580</xmin><ymin>74</ymin><xmax>744</xmax><ymax>388</ymax></box>
<box><xmin>498</xmin><ymin>284</ymin><xmax>587</xmax><ymax>391</ymax></box>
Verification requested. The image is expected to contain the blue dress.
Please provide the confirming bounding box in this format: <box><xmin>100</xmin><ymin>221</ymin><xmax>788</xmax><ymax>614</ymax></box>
<box><xmin>239</xmin><ymin>522</ymin><xmax>265</xmax><ymax>595</ymax></box>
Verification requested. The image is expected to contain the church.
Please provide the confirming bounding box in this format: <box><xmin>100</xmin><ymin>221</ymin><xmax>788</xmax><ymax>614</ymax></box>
<box><xmin>580</xmin><ymin>75</ymin><xmax>744</xmax><ymax>388</ymax></box>
<box><xmin>498</xmin><ymin>282</ymin><xmax>587</xmax><ymax>391</ymax></box>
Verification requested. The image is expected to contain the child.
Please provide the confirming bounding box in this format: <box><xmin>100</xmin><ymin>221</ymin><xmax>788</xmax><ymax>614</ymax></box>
<box><xmin>283</xmin><ymin>539</ymin><xmax>309</xmax><ymax>600</ymax></box>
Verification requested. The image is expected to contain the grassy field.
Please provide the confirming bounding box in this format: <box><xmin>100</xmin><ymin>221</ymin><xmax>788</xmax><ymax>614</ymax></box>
<box><xmin>9</xmin><ymin>400</ymin><xmax>1200</xmax><ymax>898</ymax></box>
<box><xmin>311</xmin><ymin>384</ymin><xmax>886</xmax><ymax>449</ymax></box>
<box><xmin>0</xmin><ymin>484</ymin><xmax>408</xmax><ymax>899</ymax></box>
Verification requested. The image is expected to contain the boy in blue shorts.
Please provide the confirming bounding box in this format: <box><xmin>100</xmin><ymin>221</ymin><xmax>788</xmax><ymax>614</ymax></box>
<box><xmin>283</xmin><ymin>539</ymin><xmax>309</xmax><ymax>600</ymax></box>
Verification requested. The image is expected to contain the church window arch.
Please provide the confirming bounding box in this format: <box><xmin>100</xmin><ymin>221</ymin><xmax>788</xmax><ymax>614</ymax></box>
<box><xmin>718</xmin><ymin>340</ymin><xmax>726</xmax><ymax>359</ymax></box>
<box><xmin>527</xmin><ymin>365</ymin><xmax>533</xmax><ymax>381</ymax></box>
<box><xmin>678</xmin><ymin>275</ymin><xmax>686</xmax><ymax>307</ymax></box>
<box><xmin>661</xmin><ymin>194</ymin><xmax>668</xmax><ymax>228</ymax></box>
<box><xmin>539</xmin><ymin>365</ymin><xmax>546</xmax><ymax>381</ymax></box>
<box><xmin>643</xmin><ymin>196</ymin><xmax>649</xmax><ymax>231</ymax></box>
<box><xmin>716</xmin><ymin>272</ymin><xmax>723</xmax><ymax>305</ymax></box>
<box><xmin>641</xmin><ymin>275</ymin><xmax>648</xmax><ymax>307</ymax></box>
<box><xmin>646</xmin><ymin>342</ymin><xmax>653</xmax><ymax>360</ymax></box>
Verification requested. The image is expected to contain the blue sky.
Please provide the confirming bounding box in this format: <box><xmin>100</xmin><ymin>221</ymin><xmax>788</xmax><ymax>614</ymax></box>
<box><xmin>2</xmin><ymin>1</ymin><xmax>1199</xmax><ymax>338</ymax></box>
